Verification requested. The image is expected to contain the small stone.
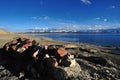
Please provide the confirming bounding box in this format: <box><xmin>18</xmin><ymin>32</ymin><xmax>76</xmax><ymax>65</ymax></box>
<box><xmin>111</xmin><ymin>67</ymin><xmax>117</xmax><ymax>72</ymax></box>
<box><xmin>17</xmin><ymin>47</ymin><xmax>26</xmax><ymax>53</ymax></box>
<box><xmin>90</xmin><ymin>49</ymin><xmax>98</xmax><ymax>53</ymax></box>
<box><xmin>106</xmin><ymin>70</ymin><xmax>109</xmax><ymax>73</ymax></box>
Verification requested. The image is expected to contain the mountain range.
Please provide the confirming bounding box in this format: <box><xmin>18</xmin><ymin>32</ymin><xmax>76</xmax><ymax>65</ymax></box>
<box><xmin>27</xmin><ymin>27</ymin><xmax>120</xmax><ymax>33</ymax></box>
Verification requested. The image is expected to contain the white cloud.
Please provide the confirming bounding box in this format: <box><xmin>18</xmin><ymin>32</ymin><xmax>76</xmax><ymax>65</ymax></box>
<box><xmin>110</xmin><ymin>5</ymin><xmax>116</xmax><ymax>9</ymax></box>
<box><xmin>103</xmin><ymin>19</ymin><xmax>107</xmax><ymax>22</ymax></box>
<box><xmin>107</xmin><ymin>5</ymin><xmax>116</xmax><ymax>10</ymax></box>
<box><xmin>110</xmin><ymin>6</ymin><xmax>116</xmax><ymax>9</ymax></box>
<box><xmin>81</xmin><ymin>0</ymin><xmax>91</xmax><ymax>4</ymax></box>
<box><xmin>31</xmin><ymin>16</ymin><xmax>50</xmax><ymax>20</ymax></box>
<box><xmin>95</xmin><ymin>17</ymin><xmax>100</xmax><ymax>20</ymax></box>
<box><xmin>95</xmin><ymin>17</ymin><xmax>108</xmax><ymax>22</ymax></box>
<box><xmin>39</xmin><ymin>16</ymin><xmax>50</xmax><ymax>20</ymax></box>
<box><xmin>31</xmin><ymin>17</ymin><xmax>37</xmax><ymax>19</ymax></box>
<box><xmin>43</xmin><ymin>16</ymin><xmax>49</xmax><ymax>20</ymax></box>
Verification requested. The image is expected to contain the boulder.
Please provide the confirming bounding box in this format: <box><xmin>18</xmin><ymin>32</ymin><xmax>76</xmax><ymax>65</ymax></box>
<box><xmin>64</xmin><ymin>62</ymin><xmax>81</xmax><ymax>78</ymax></box>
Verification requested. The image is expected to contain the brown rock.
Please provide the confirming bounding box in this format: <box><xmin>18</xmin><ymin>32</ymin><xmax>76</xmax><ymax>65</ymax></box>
<box><xmin>57</xmin><ymin>47</ymin><xmax>67</xmax><ymax>57</ymax></box>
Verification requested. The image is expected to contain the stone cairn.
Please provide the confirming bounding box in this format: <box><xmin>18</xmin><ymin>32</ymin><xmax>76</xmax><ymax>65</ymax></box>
<box><xmin>2</xmin><ymin>37</ymin><xmax>81</xmax><ymax>80</ymax></box>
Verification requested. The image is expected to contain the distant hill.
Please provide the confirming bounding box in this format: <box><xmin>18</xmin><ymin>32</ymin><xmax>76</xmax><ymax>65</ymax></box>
<box><xmin>0</xmin><ymin>30</ymin><xmax>13</xmax><ymax>34</ymax></box>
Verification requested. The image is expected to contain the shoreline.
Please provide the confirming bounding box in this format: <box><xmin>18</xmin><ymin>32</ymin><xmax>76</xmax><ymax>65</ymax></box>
<box><xmin>20</xmin><ymin>33</ymin><xmax>120</xmax><ymax>47</ymax></box>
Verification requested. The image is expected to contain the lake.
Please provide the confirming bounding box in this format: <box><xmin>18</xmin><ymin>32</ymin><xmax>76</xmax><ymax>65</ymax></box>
<box><xmin>33</xmin><ymin>33</ymin><xmax>120</xmax><ymax>47</ymax></box>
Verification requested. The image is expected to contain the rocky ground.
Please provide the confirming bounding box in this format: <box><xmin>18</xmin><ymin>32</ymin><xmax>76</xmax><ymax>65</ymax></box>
<box><xmin>0</xmin><ymin>34</ymin><xmax>120</xmax><ymax>80</ymax></box>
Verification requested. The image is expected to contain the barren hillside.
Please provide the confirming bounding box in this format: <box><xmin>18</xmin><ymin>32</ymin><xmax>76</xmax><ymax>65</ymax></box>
<box><xmin>0</xmin><ymin>29</ymin><xmax>13</xmax><ymax>34</ymax></box>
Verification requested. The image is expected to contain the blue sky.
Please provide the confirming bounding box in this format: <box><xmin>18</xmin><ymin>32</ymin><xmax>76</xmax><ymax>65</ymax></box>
<box><xmin>0</xmin><ymin>0</ymin><xmax>120</xmax><ymax>32</ymax></box>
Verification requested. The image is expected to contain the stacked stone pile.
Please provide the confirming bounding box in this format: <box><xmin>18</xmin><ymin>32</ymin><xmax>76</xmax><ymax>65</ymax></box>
<box><xmin>0</xmin><ymin>37</ymin><xmax>81</xmax><ymax>80</ymax></box>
